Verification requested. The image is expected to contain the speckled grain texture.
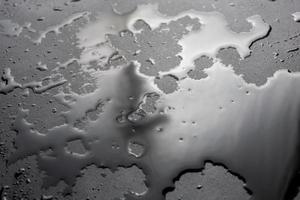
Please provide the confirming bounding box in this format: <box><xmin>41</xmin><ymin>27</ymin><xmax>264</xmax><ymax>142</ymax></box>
<box><xmin>0</xmin><ymin>0</ymin><xmax>300</xmax><ymax>199</ymax></box>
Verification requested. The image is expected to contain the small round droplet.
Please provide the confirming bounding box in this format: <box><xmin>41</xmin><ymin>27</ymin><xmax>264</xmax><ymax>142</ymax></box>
<box><xmin>196</xmin><ymin>184</ymin><xmax>202</xmax><ymax>189</ymax></box>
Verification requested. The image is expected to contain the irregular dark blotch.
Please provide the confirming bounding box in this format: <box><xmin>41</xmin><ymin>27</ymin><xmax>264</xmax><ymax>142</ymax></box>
<box><xmin>109</xmin><ymin>16</ymin><xmax>200</xmax><ymax>77</ymax></box>
<box><xmin>73</xmin><ymin>165</ymin><xmax>148</xmax><ymax>200</ymax></box>
<box><xmin>140</xmin><ymin>92</ymin><xmax>160</xmax><ymax>113</ymax></box>
<box><xmin>128</xmin><ymin>140</ymin><xmax>145</xmax><ymax>158</ymax></box>
<box><xmin>187</xmin><ymin>55</ymin><xmax>214</xmax><ymax>80</ymax></box>
<box><xmin>165</xmin><ymin>161</ymin><xmax>251</xmax><ymax>200</ymax></box>
<box><xmin>65</xmin><ymin>139</ymin><xmax>88</xmax><ymax>155</ymax></box>
<box><xmin>154</xmin><ymin>75</ymin><xmax>178</xmax><ymax>94</ymax></box>
<box><xmin>133</xmin><ymin>19</ymin><xmax>152</xmax><ymax>31</ymax></box>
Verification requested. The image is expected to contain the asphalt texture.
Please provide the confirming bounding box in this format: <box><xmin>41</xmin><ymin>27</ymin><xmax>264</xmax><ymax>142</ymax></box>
<box><xmin>0</xmin><ymin>0</ymin><xmax>300</xmax><ymax>200</ymax></box>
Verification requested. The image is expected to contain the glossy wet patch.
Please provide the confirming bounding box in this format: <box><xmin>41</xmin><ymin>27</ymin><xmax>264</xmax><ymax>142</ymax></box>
<box><xmin>1</xmin><ymin>1</ymin><xmax>300</xmax><ymax>200</ymax></box>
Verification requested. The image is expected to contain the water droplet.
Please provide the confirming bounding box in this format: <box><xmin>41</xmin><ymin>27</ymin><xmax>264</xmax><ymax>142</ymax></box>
<box><xmin>292</xmin><ymin>12</ymin><xmax>300</xmax><ymax>22</ymax></box>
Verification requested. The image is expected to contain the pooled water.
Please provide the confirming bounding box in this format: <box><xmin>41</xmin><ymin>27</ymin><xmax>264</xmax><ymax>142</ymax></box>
<box><xmin>2</xmin><ymin>2</ymin><xmax>300</xmax><ymax>200</ymax></box>
<box><xmin>9</xmin><ymin>61</ymin><xmax>300</xmax><ymax>200</ymax></box>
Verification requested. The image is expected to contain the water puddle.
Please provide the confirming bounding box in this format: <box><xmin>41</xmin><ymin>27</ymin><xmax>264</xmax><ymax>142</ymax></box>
<box><xmin>2</xmin><ymin>2</ymin><xmax>300</xmax><ymax>200</ymax></box>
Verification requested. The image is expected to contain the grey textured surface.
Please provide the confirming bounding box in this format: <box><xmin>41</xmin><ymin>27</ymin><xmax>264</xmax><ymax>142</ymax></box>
<box><xmin>0</xmin><ymin>0</ymin><xmax>300</xmax><ymax>199</ymax></box>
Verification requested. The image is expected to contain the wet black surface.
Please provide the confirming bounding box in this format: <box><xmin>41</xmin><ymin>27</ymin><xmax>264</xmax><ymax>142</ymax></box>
<box><xmin>1</xmin><ymin>0</ymin><xmax>300</xmax><ymax>200</ymax></box>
